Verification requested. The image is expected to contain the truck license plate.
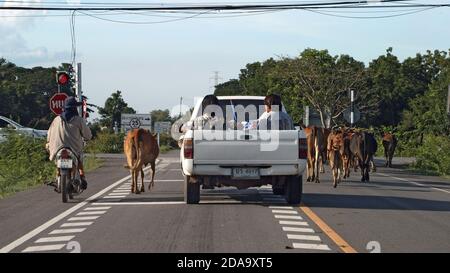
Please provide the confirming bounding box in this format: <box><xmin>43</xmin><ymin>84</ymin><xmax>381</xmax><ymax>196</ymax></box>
<box><xmin>232</xmin><ymin>168</ymin><xmax>260</xmax><ymax>179</ymax></box>
<box><xmin>57</xmin><ymin>159</ymin><xmax>73</xmax><ymax>169</ymax></box>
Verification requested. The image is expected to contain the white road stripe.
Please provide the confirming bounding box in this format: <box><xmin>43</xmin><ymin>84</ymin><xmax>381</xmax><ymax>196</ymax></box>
<box><xmin>282</xmin><ymin>227</ymin><xmax>315</xmax><ymax>233</ymax></box>
<box><xmin>0</xmin><ymin>162</ymin><xmax>157</xmax><ymax>253</ymax></box>
<box><xmin>112</xmin><ymin>189</ymin><xmax>130</xmax><ymax>192</ymax></box>
<box><xmin>274</xmin><ymin>215</ymin><xmax>303</xmax><ymax>220</ymax></box>
<box><xmin>287</xmin><ymin>234</ymin><xmax>322</xmax><ymax>241</ymax></box>
<box><xmin>271</xmin><ymin>210</ymin><xmax>298</xmax><ymax>214</ymax></box>
<box><xmin>103</xmin><ymin>195</ymin><xmax>126</xmax><ymax>199</ymax></box>
<box><xmin>200</xmin><ymin>200</ymin><xmax>243</xmax><ymax>204</ymax></box>
<box><xmin>377</xmin><ymin>173</ymin><xmax>450</xmax><ymax>194</ymax></box>
<box><xmin>269</xmin><ymin>206</ymin><xmax>294</xmax><ymax>209</ymax></box>
<box><xmin>144</xmin><ymin>179</ymin><xmax>184</xmax><ymax>182</ymax></box>
<box><xmin>35</xmin><ymin>236</ymin><xmax>75</xmax><ymax>243</ymax></box>
<box><xmin>49</xmin><ymin>228</ymin><xmax>86</xmax><ymax>234</ymax></box>
<box><xmin>60</xmin><ymin>222</ymin><xmax>93</xmax><ymax>227</ymax></box>
<box><xmin>108</xmin><ymin>192</ymin><xmax>130</xmax><ymax>196</ymax></box>
<box><xmin>67</xmin><ymin>216</ymin><xmax>100</xmax><ymax>221</ymax></box>
<box><xmin>279</xmin><ymin>220</ymin><xmax>308</xmax><ymax>226</ymax></box>
<box><xmin>76</xmin><ymin>211</ymin><xmax>106</xmax><ymax>216</ymax></box>
<box><xmin>292</xmin><ymin>243</ymin><xmax>331</xmax><ymax>251</ymax></box>
<box><xmin>22</xmin><ymin>244</ymin><xmax>66</xmax><ymax>252</ymax></box>
<box><xmin>92</xmin><ymin>201</ymin><xmax>185</xmax><ymax>206</ymax></box>
<box><xmin>84</xmin><ymin>206</ymin><xmax>111</xmax><ymax>210</ymax></box>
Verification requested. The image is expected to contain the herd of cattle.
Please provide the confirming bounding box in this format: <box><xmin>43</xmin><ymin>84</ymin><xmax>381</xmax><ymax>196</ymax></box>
<box><xmin>121</xmin><ymin>126</ymin><xmax>398</xmax><ymax>194</ymax></box>
<box><xmin>302</xmin><ymin>125</ymin><xmax>398</xmax><ymax>188</ymax></box>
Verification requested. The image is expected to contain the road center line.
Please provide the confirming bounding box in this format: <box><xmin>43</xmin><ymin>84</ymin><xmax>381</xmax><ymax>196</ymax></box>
<box><xmin>300</xmin><ymin>203</ymin><xmax>357</xmax><ymax>253</ymax></box>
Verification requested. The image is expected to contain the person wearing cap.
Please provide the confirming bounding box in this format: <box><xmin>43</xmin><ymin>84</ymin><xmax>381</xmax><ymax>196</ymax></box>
<box><xmin>46</xmin><ymin>96</ymin><xmax>92</xmax><ymax>189</ymax></box>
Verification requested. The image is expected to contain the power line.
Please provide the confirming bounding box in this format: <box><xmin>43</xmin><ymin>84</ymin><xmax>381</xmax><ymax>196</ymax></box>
<box><xmin>2</xmin><ymin>0</ymin><xmax>447</xmax><ymax>11</ymax></box>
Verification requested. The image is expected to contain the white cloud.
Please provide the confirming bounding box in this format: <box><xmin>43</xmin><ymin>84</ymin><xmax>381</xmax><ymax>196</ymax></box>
<box><xmin>0</xmin><ymin>0</ymin><xmax>71</xmax><ymax>66</ymax></box>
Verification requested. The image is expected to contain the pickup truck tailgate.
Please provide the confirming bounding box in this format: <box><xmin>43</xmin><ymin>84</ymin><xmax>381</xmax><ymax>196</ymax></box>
<box><xmin>193</xmin><ymin>130</ymin><xmax>299</xmax><ymax>165</ymax></box>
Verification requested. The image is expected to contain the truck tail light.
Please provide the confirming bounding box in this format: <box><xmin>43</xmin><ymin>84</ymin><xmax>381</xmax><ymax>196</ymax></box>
<box><xmin>184</xmin><ymin>138</ymin><xmax>193</xmax><ymax>159</ymax></box>
<box><xmin>298</xmin><ymin>138</ymin><xmax>307</xmax><ymax>159</ymax></box>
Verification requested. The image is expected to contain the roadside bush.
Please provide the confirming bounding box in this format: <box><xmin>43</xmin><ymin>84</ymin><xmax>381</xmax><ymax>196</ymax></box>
<box><xmin>412</xmin><ymin>135</ymin><xmax>450</xmax><ymax>175</ymax></box>
<box><xmin>86</xmin><ymin>132</ymin><xmax>125</xmax><ymax>154</ymax></box>
<box><xmin>0</xmin><ymin>133</ymin><xmax>54</xmax><ymax>198</ymax></box>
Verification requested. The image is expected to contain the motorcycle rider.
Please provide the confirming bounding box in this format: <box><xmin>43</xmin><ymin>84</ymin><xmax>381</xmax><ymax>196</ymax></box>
<box><xmin>46</xmin><ymin>96</ymin><xmax>92</xmax><ymax>189</ymax></box>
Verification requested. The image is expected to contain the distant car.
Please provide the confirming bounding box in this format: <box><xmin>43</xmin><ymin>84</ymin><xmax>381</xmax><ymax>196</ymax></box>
<box><xmin>0</xmin><ymin>116</ymin><xmax>48</xmax><ymax>141</ymax></box>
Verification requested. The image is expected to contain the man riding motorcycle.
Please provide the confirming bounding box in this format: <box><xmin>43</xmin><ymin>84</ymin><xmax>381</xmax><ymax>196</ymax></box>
<box><xmin>46</xmin><ymin>97</ymin><xmax>92</xmax><ymax>189</ymax></box>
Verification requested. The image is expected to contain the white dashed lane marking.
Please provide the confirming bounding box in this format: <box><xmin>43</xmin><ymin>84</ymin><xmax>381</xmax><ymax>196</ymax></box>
<box><xmin>282</xmin><ymin>227</ymin><xmax>315</xmax><ymax>233</ymax></box>
<box><xmin>274</xmin><ymin>215</ymin><xmax>303</xmax><ymax>220</ymax></box>
<box><xmin>261</xmin><ymin>188</ymin><xmax>332</xmax><ymax>251</ymax></box>
<box><xmin>271</xmin><ymin>210</ymin><xmax>298</xmax><ymax>214</ymax></box>
<box><xmin>76</xmin><ymin>211</ymin><xmax>106</xmax><ymax>216</ymax></box>
<box><xmin>279</xmin><ymin>220</ymin><xmax>309</xmax><ymax>226</ymax></box>
<box><xmin>49</xmin><ymin>228</ymin><xmax>86</xmax><ymax>234</ymax></box>
<box><xmin>35</xmin><ymin>236</ymin><xmax>75</xmax><ymax>243</ymax></box>
<box><xmin>67</xmin><ymin>216</ymin><xmax>100</xmax><ymax>221</ymax></box>
<box><xmin>22</xmin><ymin>244</ymin><xmax>66</xmax><ymax>252</ymax></box>
<box><xmin>84</xmin><ymin>206</ymin><xmax>111</xmax><ymax>210</ymax></box>
<box><xmin>287</xmin><ymin>234</ymin><xmax>322</xmax><ymax>241</ymax></box>
<box><xmin>60</xmin><ymin>222</ymin><xmax>93</xmax><ymax>227</ymax></box>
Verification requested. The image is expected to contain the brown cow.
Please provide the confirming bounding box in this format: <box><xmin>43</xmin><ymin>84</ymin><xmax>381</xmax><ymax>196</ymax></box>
<box><xmin>124</xmin><ymin>128</ymin><xmax>159</xmax><ymax>194</ymax></box>
<box><xmin>327</xmin><ymin>129</ymin><xmax>344</xmax><ymax>188</ymax></box>
<box><xmin>303</xmin><ymin>125</ymin><xmax>330</xmax><ymax>183</ymax></box>
<box><xmin>382</xmin><ymin>132</ymin><xmax>397</xmax><ymax>168</ymax></box>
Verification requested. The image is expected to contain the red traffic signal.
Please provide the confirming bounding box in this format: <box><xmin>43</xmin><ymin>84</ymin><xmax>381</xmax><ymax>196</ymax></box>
<box><xmin>56</xmin><ymin>71</ymin><xmax>70</xmax><ymax>86</ymax></box>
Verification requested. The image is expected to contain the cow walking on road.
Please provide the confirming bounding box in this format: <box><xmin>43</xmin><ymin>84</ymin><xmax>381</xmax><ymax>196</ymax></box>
<box><xmin>303</xmin><ymin>125</ymin><xmax>330</xmax><ymax>183</ymax></box>
<box><xmin>327</xmin><ymin>129</ymin><xmax>344</xmax><ymax>188</ymax></box>
<box><xmin>124</xmin><ymin>129</ymin><xmax>159</xmax><ymax>194</ymax></box>
<box><xmin>382</xmin><ymin>132</ymin><xmax>397</xmax><ymax>168</ymax></box>
<box><xmin>350</xmin><ymin>131</ymin><xmax>378</xmax><ymax>182</ymax></box>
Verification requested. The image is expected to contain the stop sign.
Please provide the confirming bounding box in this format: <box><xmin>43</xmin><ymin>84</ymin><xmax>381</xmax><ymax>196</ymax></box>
<box><xmin>49</xmin><ymin>93</ymin><xmax>68</xmax><ymax>115</ymax></box>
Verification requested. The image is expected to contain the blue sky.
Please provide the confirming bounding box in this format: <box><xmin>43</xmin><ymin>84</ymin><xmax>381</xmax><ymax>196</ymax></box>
<box><xmin>1</xmin><ymin>0</ymin><xmax>450</xmax><ymax>120</ymax></box>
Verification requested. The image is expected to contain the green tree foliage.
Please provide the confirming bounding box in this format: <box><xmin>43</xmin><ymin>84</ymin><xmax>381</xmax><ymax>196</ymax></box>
<box><xmin>150</xmin><ymin>109</ymin><xmax>172</xmax><ymax>125</ymax></box>
<box><xmin>98</xmin><ymin>90</ymin><xmax>135</xmax><ymax>131</ymax></box>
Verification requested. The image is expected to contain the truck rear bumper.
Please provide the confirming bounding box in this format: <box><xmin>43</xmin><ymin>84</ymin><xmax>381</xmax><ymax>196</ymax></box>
<box><xmin>188</xmin><ymin>163</ymin><xmax>305</xmax><ymax>177</ymax></box>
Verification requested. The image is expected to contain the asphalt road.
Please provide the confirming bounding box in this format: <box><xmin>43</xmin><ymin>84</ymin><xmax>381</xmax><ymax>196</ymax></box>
<box><xmin>0</xmin><ymin>150</ymin><xmax>449</xmax><ymax>253</ymax></box>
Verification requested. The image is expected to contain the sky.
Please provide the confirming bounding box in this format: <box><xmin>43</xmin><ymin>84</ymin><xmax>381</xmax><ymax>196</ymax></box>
<box><xmin>1</xmin><ymin>0</ymin><xmax>450</xmax><ymax>120</ymax></box>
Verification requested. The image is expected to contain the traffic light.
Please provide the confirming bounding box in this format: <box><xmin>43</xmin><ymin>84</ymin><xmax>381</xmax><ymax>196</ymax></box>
<box><xmin>56</xmin><ymin>71</ymin><xmax>70</xmax><ymax>86</ymax></box>
<box><xmin>55</xmin><ymin>70</ymin><xmax>74</xmax><ymax>94</ymax></box>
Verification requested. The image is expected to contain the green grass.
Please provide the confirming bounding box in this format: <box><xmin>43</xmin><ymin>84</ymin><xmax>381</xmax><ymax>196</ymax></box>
<box><xmin>159</xmin><ymin>145</ymin><xmax>173</xmax><ymax>154</ymax></box>
<box><xmin>0</xmin><ymin>133</ymin><xmax>104</xmax><ymax>199</ymax></box>
<box><xmin>84</xmin><ymin>155</ymin><xmax>103</xmax><ymax>172</ymax></box>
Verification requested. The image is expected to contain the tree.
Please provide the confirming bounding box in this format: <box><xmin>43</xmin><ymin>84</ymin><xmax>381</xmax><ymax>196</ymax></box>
<box><xmin>276</xmin><ymin>49</ymin><xmax>374</xmax><ymax>128</ymax></box>
<box><xmin>98</xmin><ymin>90</ymin><xmax>135</xmax><ymax>130</ymax></box>
<box><xmin>150</xmin><ymin>109</ymin><xmax>172</xmax><ymax>126</ymax></box>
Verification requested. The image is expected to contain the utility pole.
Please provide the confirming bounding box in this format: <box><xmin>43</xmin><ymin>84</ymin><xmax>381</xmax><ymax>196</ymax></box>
<box><xmin>180</xmin><ymin>96</ymin><xmax>183</xmax><ymax>117</ymax></box>
<box><xmin>447</xmin><ymin>84</ymin><xmax>450</xmax><ymax>115</ymax></box>
<box><xmin>75</xmin><ymin>63</ymin><xmax>83</xmax><ymax>118</ymax></box>
<box><xmin>210</xmin><ymin>71</ymin><xmax>222</xmax><ymax>92</ymax></box>
<box><xmin>350</xmin><ymin>89</ymin><xmax>355</xmax><ymax>127</ymax></box>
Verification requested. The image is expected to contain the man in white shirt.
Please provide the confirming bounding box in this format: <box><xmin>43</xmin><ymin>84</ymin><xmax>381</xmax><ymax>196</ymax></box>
<box><xmin>255</xmin><ymin>94</ymin><xmax>293</xmax><ymax>130</ymax></box>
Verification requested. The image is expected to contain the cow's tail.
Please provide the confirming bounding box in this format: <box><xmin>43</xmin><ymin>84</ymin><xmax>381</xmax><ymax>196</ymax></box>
<box><xmin>132</xmin><ymin>129</ymin><xmax>143</xmax><ymax>170</ymax></box>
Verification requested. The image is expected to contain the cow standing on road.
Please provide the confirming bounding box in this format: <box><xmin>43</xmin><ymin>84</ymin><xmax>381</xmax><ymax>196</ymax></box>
<box><xmin>382</xmin><ymin>132</ymin><xmax>397</xmax><ymax>168</ymax></box>
<box><xmin>124</xmin><ymin>128</ymin><xmax>159</xmax><ymax>194</ymax></box>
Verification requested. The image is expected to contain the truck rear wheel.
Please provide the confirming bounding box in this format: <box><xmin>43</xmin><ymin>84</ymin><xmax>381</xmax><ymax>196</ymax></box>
<box><xmin>272</xmin><ymin>185</ymin><xmax>285</xmax><ymax>195</ymax></box>
<box><xmin>285</xmin><ymin>175</ymin><xmax>302</xmax><ymax>204</ymax></box>
<box><xmin>184</xmin><ymin>176</ymin><xmax>200</xmax><ymax>204</ymax></box>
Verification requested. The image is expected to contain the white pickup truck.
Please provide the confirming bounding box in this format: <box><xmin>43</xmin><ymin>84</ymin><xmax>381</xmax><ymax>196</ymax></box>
<box><xmin>180</xmin><ymin>96</ymin><xmax>307</xmax><ymax>204</ymax></box>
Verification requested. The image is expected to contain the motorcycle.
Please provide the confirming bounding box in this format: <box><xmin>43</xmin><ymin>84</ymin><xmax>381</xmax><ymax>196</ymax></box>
<box><xmin>52</xmin><ymin>147</ymin><xmax>83</xmax><ymax>203</ymax></box>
